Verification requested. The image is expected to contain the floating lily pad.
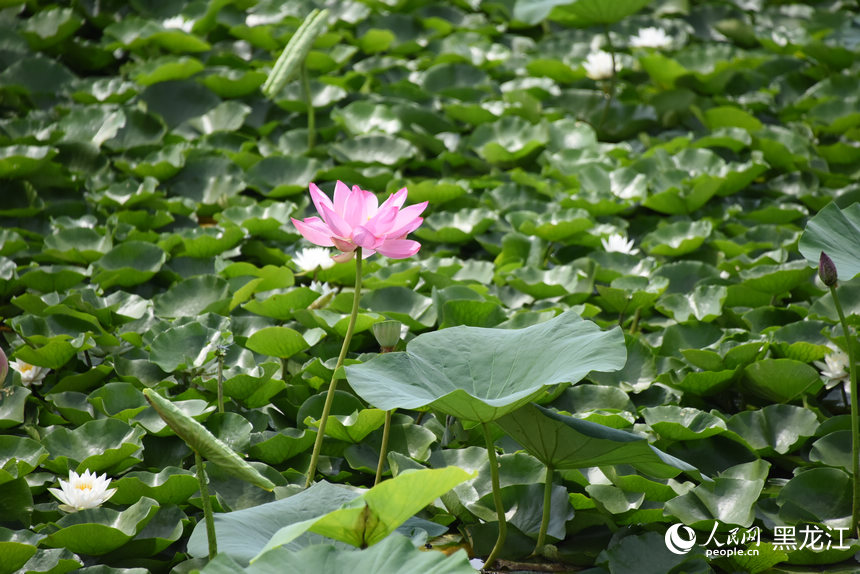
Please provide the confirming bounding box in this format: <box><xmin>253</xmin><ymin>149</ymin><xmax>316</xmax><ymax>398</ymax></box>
<box><xmin>0</xmin><ymin>387</ymin><xmax>30</xmax><ymax>429</ymax></box>
<box><xmin>724</xmin><ymin>404</ymin><xmax>818</xmax><ymax>456</ymax></box>
<box><xmin>93</xmin><ymin>242</ymin><xmax>166</xmax><ymax>289</ymax></box>
<box><xmin>744</xmin><ymin>359</ymin><xmax>822</xmax><ymax>403</ymax></box>
<box><xmin>642</xmin><ymin>220</ymin><xmax>712</xmax><ymax>257</ymax></box>
<box><xmin>111</xmin><ymin>467</ymin><xmax>199</xmax><ymax>506</ymax></box>
<box><xmin>0</xmin><ymin>527</ymin><xmax>43</xmax><ymax>574</ymax></box>
<box><xmin>245</xmin><ymin>326</ymin><xmax>309</xmax><ymax>359</ymax></box>
<box><xmin>0</xmin><ymin>436</ymin><xmax>48</xmax><ymax>486</ymax></box>
<box><xmin>42</xmin><ymin>498</ymin><xmax>159</xmax><ymax>556</ymax></box>
<box><xmin>41</xmin><ymin>418</ymin><xmax>145</xmax><ymax>474</ymax></box>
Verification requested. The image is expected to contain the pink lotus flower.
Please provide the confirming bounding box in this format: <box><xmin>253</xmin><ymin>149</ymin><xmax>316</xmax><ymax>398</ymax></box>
<box><xmin>291</xmin><ymin>181</ymin><xmax>427</xmax><ymax>262</ymax></box>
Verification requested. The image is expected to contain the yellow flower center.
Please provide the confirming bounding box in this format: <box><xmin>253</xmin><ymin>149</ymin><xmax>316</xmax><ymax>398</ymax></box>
<box><xmin>21</xmin><ymin>364</ymin><xmax>33</xmax><ymax>373</ymax></box>
<box><xmin>75</xmin><ymin>481</ymin><xmax>93</xmax><ymax>491</ymax></box>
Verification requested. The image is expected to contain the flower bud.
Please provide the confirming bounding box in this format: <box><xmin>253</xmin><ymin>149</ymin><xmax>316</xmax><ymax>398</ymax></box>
<box><xmin>0</xmin><ymin>347</ymin><xmax>7</xmax><ymax>386</ymax></box>
<box><xmin>819</xmin><ymin>251</ymin><xmax>838</xmax><ymax>287</ymax></box>
<box><xmin>372</xmin><ymin>320</ymin><xmax>403</xmax><ymax>351</ymax></box>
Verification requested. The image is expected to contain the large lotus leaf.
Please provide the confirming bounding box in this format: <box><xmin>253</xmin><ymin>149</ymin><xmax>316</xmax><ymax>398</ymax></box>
<box><xmin>254</xmin><ymin>467</ymin><xmax>474</xmax><ymax>558</ymax></box>
<box><xmin>497</xmin><ymin>403</ymin><xmax>700</xmax><ymax>480</ymax></box>
<box><xmin>514</xmin><ymin>0</ymin><xmax>650</xmax><ymax>25</ymax></box>
<box><xmin>799</xmin><ymin>202</ymin><xmax>860</xmax><ymax>281</ymax></box>
<box><xmin>187</xmin><ymin>481</ymin><xmax>361</xmax><ymax>564</ymax></box>
<box><xmin>41</xmin><ymin>497</ymin><xmax>159</xmax><ymax>556</ymax></box>
<box><xmin>345</xmin><ymin>311</ymin><xmax>626</xmax><ymax>422</ymax></box>
<box><xmin>202</xmin><ymin>533</ymin><xmax>476</xmax><ymax>574</ymax></box>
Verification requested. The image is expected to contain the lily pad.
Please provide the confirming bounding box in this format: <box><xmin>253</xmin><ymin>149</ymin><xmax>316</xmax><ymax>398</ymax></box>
<box><xmin>42</xmin><ymin>498</ymin><xmax>159</xmax><ymax>556</ymax></box>
<box><xmin>41</xmin><ymin>418</ymin><xmax>145</xmax><ymax>474</ymax></box>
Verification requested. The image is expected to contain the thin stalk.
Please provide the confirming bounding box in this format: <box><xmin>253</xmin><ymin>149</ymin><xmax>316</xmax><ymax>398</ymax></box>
<box><xmin>216</xmin><ymin>350</ymin><xmax>224</xmax><ymax>414</ymax></box>
<box><xmin>374</xmin><ymin>409</ymin><xmax>393</xmax><ymax>486</ymax></box>
<box><xmin>482</xmin><ymin>422</ymin><xmax>507</xmax><ymax>568</ymax></box>
<box><xmin>301</xmin><ymin>62</ymin><xmax>315</xmax><ymax>149</ymax></box>
<box><xmin>305</xmin><ymin>248</ymin><xmax>363</xmax><ymax>487</ymax></box>
<box><xmin>598</xmin><ymin>25</ymin><xmax>617</xmax><ymax>129</ymax></box>
<box><xmin>535</xmin><ymin>464</ymin><xmax>554</xmax><ymax>554</ymax></box>
<box><xmin>831</xmin><ymin>284</ymin><xmax>860</xmax><ymax>536</ymax></box>
<box><xmin>629</xmin><ymin>307</ymin><xmax>642</xmax><ymax>335</ymax></box>
<box><xmin>195</xmin><ymin>452</ymin><xmax>217</xmax><ymax>559</ymax></box>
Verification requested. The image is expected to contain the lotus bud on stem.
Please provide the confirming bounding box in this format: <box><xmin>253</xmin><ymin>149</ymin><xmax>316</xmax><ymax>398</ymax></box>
<box><xmin>820</xmin><ymin>251</ymin><xmax>860</xmax><ymax>535</ymax></box>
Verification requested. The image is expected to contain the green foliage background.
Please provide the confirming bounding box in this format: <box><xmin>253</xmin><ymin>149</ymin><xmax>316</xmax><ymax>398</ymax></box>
<box><xmin>1</xmin><ymin>0</ymin><xmax>860</xmax><ymax>572</ymax></box>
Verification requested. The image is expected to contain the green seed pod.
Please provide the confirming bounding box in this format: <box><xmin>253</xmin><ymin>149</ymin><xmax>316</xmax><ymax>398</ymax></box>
<box><xmin>143</xmin><ymin>389</ymin><xmax>275</xmax><ymax>491</ymax></box>
<box><xmin>261</xmin><ymin>9</ymin><xmax>330</xmax><ymax>99</ymax></box>
<box><xmin>372</xmin><ymin>320</ymin><xmax>403</xmax><ymax>350</ymax></box>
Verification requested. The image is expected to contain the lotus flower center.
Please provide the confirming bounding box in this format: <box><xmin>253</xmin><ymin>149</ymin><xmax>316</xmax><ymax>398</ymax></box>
<box><xmin>21</xmin><ymin>364</ymin><xmax>33</xmax><ymax>373</ymax></box>
<box><xmin>76</xmin><ymin>482</ymin><xmax>93</xmax><ymax>491</ymax></box>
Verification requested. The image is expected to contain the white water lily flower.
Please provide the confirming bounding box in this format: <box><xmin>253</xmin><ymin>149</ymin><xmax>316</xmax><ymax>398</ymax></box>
<box><xmin>10</xmin><ymin>359</ymin><xmax>49</xmax><ymax>386</ymax></box>
<box><xmin>469</xmin><ymin>557</ymin><xmax>485</xmax><ymax>571</ymax></box>
<box><xmin>630</xmin><ymin>27</ymin><xmax>672</xmax><ymax>49</ymax></box>
<box><xmin>293</xmin><ymin>247</ymin><xmax>335</xmax><ymax>272</ymax></box>
<box><xmin>49</xmin><ymin>470</ymin><xmax>117</xmax><ymax>512</ymax></box>
<box><xmin>815</xmin><ymin>345</ymin><xmax>851</xmax><ymax>389</ymax></box>
<box><xmin>601</xmin><ymin>233</ymin><xmax>638</xmax><ymax>255</ymax></box>
<box><xmin>583</xmin><ymin>51</ymin><xmax>615</xmax><ymax>80</ymax></box>
<box><xmin>309</xmin><ymin>280</ymin><xmax>336</xmax><ymax>299</ymax></box>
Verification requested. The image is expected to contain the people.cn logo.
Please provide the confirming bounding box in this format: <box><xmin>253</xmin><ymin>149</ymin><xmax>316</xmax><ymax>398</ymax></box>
<box><xmin>665</xmin><ymin>523</ymin><xmax>697</xmax><ymax>554</ymax></box>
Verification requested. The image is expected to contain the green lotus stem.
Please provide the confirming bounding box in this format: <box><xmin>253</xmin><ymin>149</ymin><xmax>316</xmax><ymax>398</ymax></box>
<box><xmin>630</xmin><ymin>307</ymin><xmax>641</xmax><ymax>335</ymax></box>
<box><xmin>195</xmin><ymin>451</ymin><xmax>217</xmax><ymax>559</ymax></box>
<box><xmin>374</xmin><ymin>409</ymin><xmax>393</xmax><ymax>486</ymax></box>
<box><xmin>216</xmin><ymin>349</ymin><xmax>224</xmax><ymax>414</ymax></box>
<box><xmin>482</xmin><ymin>422</ymin><xmax>507</xmax><ymax>568</ymax></box>
<box><xmin>305</xmin><ymin>247</ymin><xmax>363</xmax><ymax>487</ymax></box>
<box><xmin>599</xmin><ymin>24</ymin><xmax>617</xmax><ymax>129</ymax></box>
<box><xmin>535</xmin><ymin>463</ymin><xmax>554</xmax><ymax>554</ymax></box>
<box><xmin>302</xmin><ymin>62</ymin><xmax>315</xmax><ymax>149</ymax></box>
<box><xmin>830</xmin><ymin>285</ymin><xmax>860</xmax><ymax>536</ymax></box>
